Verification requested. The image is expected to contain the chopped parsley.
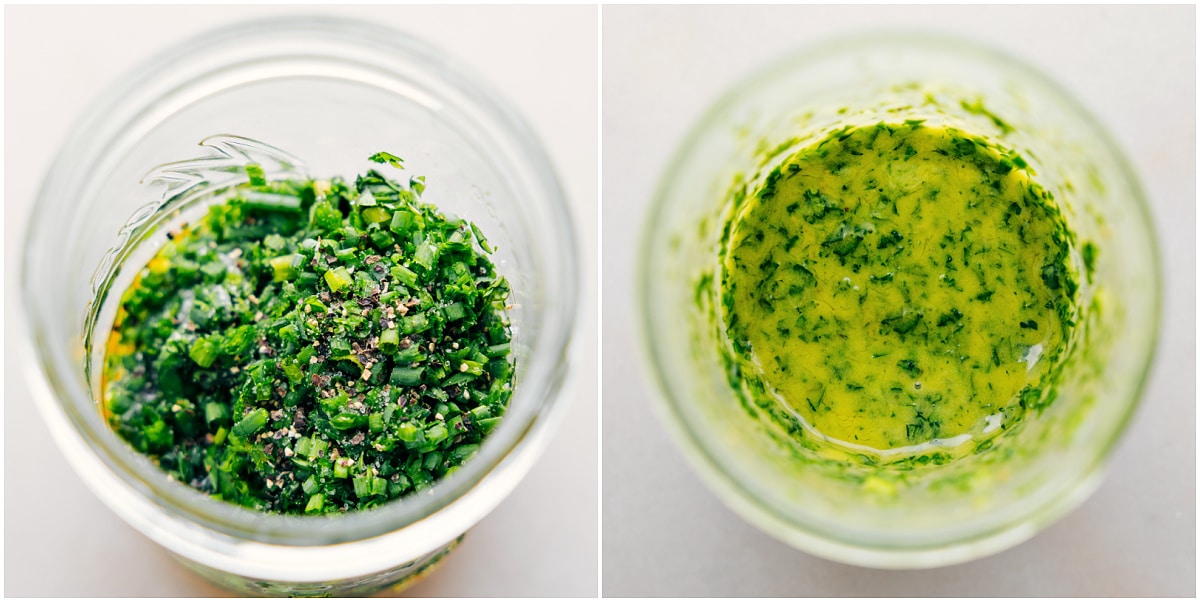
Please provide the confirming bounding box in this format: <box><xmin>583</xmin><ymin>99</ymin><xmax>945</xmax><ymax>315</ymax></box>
<box><xmin>103</xmin><ymin>157</ymin><xmax>513</xmax><ymax>514</ymax></box>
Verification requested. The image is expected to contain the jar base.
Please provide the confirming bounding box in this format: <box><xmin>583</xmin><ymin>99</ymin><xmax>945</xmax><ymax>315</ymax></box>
<box><xmin>171</xmin><ymin>535</ymin><xmax>464</xmax><ymax>597</ymax></box>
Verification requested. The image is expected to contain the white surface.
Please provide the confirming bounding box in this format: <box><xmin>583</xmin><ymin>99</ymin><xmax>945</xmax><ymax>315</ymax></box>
<box><xmin>4</xmin><ymin>5</ymin><xmax>598</xmax><ymax>597</ymax></box>
<box><xmin>602</xmin><ymin>5</ymin><xmax>1195</xmax><ymax>597</ymax></box>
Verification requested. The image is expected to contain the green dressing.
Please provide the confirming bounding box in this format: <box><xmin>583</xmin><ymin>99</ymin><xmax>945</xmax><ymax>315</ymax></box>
<box><xmin>718</xmin><ymin>122</ymin><xmax>1078</xmax><ymax>455</ymax></box>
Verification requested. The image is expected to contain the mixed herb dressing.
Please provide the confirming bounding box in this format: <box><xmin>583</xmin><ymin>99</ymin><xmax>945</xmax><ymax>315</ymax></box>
<box><xmin>718</xmin><ymin>122</ymin><xmax>1078</xmax><ymax>456</ymax></box>
<box><xmin>103</xmin><ymin>153</ymin><xmax>513</xmax><ymax>514</ymax></box>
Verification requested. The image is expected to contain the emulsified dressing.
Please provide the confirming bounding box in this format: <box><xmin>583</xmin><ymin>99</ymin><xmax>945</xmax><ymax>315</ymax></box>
<box><xmin>719</xmin><ymin>122</ymin><xmax>1077</xmax><ymax>454</ymax></box>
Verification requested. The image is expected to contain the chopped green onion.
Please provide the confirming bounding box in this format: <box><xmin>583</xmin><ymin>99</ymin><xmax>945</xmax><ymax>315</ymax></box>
<box><xmin>204</xmin><ymin>402</ymin><xmax>227</xmax><ymax>426</ymax></box>
<box><xmin>426</xmin><ymin>423</ymin><xmax>449</xmax><ymax>444</ymax></box>
<box><xmin>390</xmin><ymin>366</ymin><xmax>423</xmax><ymax>387</ymax></box>
<box><xmin>442</xmin><ymin>303</ymin><xmax>466</xmax><ymax>321</ymax></box>
<box><xmin>189</xmin><ymin>338</ymin><xmax>219</xmax><ymax>368</ymax></box>
<box><xmin>401</xmin><ymin>313</ymin><xmax>431</xmax><ymax>334</ymax></box>
<box><xmin>270</xmin><ymin>255</ymin><xmax>297</xmax><ymax>281</ymax></box>
<box><xmin>305</xmin><ymin>493</ymin><xmax>324</xmax><ymax>513</ymax></box>
<box><xmin>324</xmin><ymin>266</ymin><xmax>353</xmax><ymax>293</ymax></box>
<box><xmin>378</xmin><ymin>328</ymin><xmax>400</xmax><ymax>354</ymax></box>
<box><xmin>413</xmin><ymin>240</ymin><xmax>438</xmax><ymax>270</ymax></box>
<box><xmin>331</xmin><ymin>413</ymin><xmax>367</xmax><ymax>430</ymax></box>
<box><xmin>353</xmin><ymin>476</ymin><xmax>372</xmax><ymax>498</ymax></box>
<box><xmin>245</xmin><ymin>163</ymin><xmax>266</xmax><ymax>186</ymax></box>
<box><xmin>389</xmin><ymin>264</ymin><xmax>419</xmax><ymax>287</ymax></box>
<box><xmin>231</xmin><ymin>408</ymin><xmax>268</xmax><ymax>438</ymax></box>
<box><xmin>361</xmin><ymin>207</ymin><xmax>390</xmax><ymax>224</ymax></box>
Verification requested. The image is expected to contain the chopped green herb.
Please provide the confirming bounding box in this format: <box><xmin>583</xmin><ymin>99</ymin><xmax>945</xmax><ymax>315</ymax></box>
<box><xmin>245</xmin><ymin>163</ymin><xmax>266</xmax><ymax>186</ymax></box>
<box><xmin>103</xmin><ymin>155</ymin><xmax>514</xmax><ymax>514</ymax></box>
<box><xmin>189</xmin><ymin>337</ymin><xmax>219</xmax><ymax>368</ymax></box>
<box><xmin>368</xmin><ymin>151</ymin><xmax>405</xmax><ymax>170</ymax></box>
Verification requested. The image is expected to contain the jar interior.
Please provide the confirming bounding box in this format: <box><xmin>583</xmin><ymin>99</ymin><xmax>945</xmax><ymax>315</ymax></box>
<box><xmin>25</xmin><ymin>20</ymin><xmax>573</xmax><ymax>559</ymax></box>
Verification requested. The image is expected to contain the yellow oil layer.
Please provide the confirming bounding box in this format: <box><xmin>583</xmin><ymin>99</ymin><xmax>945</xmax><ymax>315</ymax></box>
<box><xmin>721</xmin><ymin>123</ymin><xmax>1074</xmax><ymax>452</ymax></box>
<box><xmin>100</xmin><ymin>224</ymin><xmax>196</xmax><ymax>421</ymax></box>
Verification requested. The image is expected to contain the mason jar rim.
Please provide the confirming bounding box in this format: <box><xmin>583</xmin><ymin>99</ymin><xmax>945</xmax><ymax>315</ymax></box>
<box><xmin>637</xmin><ymin>30</ymin><xmax>1162</xmax><ymax>567</ymax></box>
<box><xmin>21</xmin><ymin>14</ymin><xmax>578</xmax><ymax>578</ymax></box>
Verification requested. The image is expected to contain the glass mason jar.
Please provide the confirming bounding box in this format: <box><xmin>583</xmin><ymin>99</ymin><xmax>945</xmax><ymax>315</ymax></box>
<box><xmin>639</xmin><ymin>33</ymin><xmax>1160</xmax><ymax>568</ymax></box>
<box><xmin>20</xmin><ymin>16</ymin><xmax>577</xmax><ymax>596</ymax></box>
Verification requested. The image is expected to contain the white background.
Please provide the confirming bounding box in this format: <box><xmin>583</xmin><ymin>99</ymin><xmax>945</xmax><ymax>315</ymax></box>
<box><xmin>603</xmin><ymin>5</ymin><xmax>1195</xmax><ymax>597</ymax></box>
<box><xmin>4</xmin><ymin>5</ymin><xmax>598</xmax><ymax>597</ymax></box>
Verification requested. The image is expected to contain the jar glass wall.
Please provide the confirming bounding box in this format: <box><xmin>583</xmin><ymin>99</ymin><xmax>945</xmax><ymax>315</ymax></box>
<box><xmin>639</xmin><ymin>33</ymin><xmax>1159</xmax><ymax>568</ymax></box>
<box><xmin>21</xmin><ymin>16</ymin><xmax>577</xmax><ymax>595</ymax></box>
